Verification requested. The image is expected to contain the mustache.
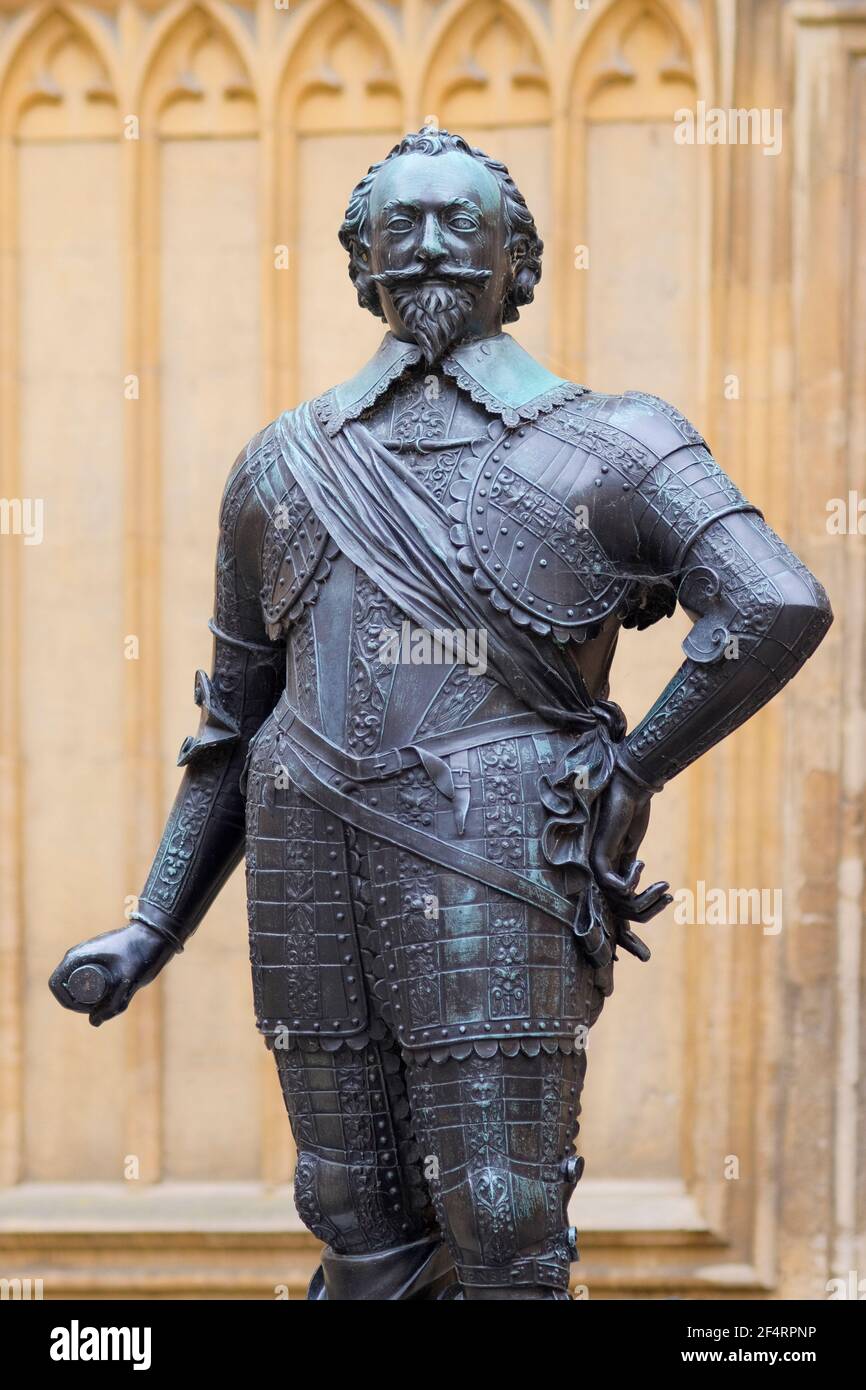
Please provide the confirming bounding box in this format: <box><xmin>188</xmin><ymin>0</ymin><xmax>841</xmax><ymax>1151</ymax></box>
<box><xmin>371</xmin><ymin>264</ymin><xmax>492</xmax><ymax>290</ymax></box>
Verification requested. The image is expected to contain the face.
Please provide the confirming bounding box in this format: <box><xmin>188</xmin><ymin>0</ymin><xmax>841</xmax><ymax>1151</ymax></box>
<box><xmin>367</xmin><ymin>150</ymin><xmax>511</xmax><ymax>363</ymax></box>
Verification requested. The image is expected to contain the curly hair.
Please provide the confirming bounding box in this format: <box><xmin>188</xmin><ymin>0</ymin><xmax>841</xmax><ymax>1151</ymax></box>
<box><xmin>338</xmin><ymin>126</ymin><xmax>544</xmax><ymax>325</ymax></box>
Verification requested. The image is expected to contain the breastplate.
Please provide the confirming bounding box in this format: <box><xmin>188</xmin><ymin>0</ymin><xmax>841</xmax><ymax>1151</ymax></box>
<box><xmin>446</xmin><ymin>402</ymin><xmax>643</xmax><ymax>642</ymax></box>
<box><xmin>262</xmin><ymin>368</ymin><xmax>633</xmax><ymax>752</ymax></box>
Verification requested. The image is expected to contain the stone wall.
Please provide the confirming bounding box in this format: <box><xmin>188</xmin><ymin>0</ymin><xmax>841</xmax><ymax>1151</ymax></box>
<box><xmin>0</xmin><ymin>0</ymin><xmax>861</xmax><ymax>1298</ymax></box>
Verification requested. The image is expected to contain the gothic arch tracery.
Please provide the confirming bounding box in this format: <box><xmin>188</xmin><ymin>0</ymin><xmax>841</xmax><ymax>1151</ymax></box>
<box><xmin>0</xmin><ymin>5</ymin><xmax>119</xmax><ymax>138</ymax></box>
<box><xmin>137</xmin><ymin>2</ymin><xmax>258</xmax><ymax>133</ymax></box>
<box><xmin>277</xmin><ymin>0</ymin><xmax>402</xmax><ymax>130</ymax></box>
<box><xmin>421</xmin><ymin>0</ymin><xmax>551</xmax><ymax>128</ymax></box>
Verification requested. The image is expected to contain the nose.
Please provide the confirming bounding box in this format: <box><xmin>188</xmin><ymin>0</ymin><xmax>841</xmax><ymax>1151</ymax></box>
<box><xmin>417</xmin><ymin>212</ymin><xmax>446</xmax><ymax>264</ymax></box>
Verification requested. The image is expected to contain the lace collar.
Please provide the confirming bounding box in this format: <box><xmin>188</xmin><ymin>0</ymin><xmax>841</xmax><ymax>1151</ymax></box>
<box><xmin>317</xmin><ymin>330</ymin><xmax>588</xmax><ymax>437</ymax></box>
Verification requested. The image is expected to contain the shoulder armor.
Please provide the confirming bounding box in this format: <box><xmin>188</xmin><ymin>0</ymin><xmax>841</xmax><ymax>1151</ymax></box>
<box><xmin>610</xmin><ymin>390</ymin><xmax>708</xmax><ymax>456</ymax></box>
<box><xmin>540</xmin><ymin>389</ymin><xmax>707</xmax><ymax>469</ymax></box>
<box><xmin>219</xmin><ymin>423</ymin><xmax>278</xmax><ymax>541</ymax></box>
<box><xmin>258</xmin><ymin>413</ymin><xmax>337</xmax><ymax>638</ymax></box>
<box><xmin>607</xmin><ymin>392</ymin><xmax>761</xmax><ymax>568</ymax></box>
<box><xmin>446</xmin><ymin>418</ymin><xmax>633</xmax><ymax>643</ymax></box>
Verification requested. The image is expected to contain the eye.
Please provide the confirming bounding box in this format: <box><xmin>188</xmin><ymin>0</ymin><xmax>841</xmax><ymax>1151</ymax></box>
<box><xmin>449</xmin><ymin>215</ymin><xmax>478</xmax><ymax>232</ymax></box>
<box><xmin>386</xmin><ymin>215</ymin><xmax>415</xmax><ymax>234</ymax></box>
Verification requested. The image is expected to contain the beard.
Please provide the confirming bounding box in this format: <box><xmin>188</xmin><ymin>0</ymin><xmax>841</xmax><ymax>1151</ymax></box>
<box><xmin>388</xmin><ymin>282</ymin><xmax>477</xmax><ymax>365</ymax></box>
<box><xmin>372</xmin><ymin>265</ymin><xmax>491</xmax><ymax>366</ymax></box>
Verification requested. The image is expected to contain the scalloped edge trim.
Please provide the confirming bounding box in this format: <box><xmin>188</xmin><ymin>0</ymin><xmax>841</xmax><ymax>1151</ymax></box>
<box><xmin>438</xmin><ymin>360</ymin><xmax>588</xmax><ymax>425</ymax></box>
<box><xmin>262</xmin><ymin>540</ymin><xmax>340</xmax><ymax>635</ymax></box>
<box><xmin>400</xmin><ymin>1035</ymin><xmax>580</xmax><ymax>1065</ymax></box>
<box><xmin>313</xmin><ymin>358</ymin><xmax>588</xmax><ymax>437</ymax></box>
<box><xmin>450</xmin><ymin>479</ymin><xmax>630</xmax><ymax>643</ymax></box>
<box><xmin>259</xmin><ymin>1021</ymin><xmax>383</xmax><ymax>1051</ymax></box>
<box><xmin>315</xmin><ymin>346</ymin><xmax>423</xmax><ymax>436</ymax></box>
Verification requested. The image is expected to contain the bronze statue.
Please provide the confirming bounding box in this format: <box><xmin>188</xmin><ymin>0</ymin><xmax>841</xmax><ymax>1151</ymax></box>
<box><xmin>50</xmin><ymin>128</ymin><xmax>832</xmax><ymax>1300</ymax></box>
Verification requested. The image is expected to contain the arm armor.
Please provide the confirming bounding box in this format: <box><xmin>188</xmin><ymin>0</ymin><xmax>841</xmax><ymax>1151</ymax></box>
<box><xmin>618</xmin><ymin>430</ymin><xmax>832</xmax><ymax>788</ymax></box>
<box><xmin>134</xmin><ymin>427</ymin><xmax>286</xmax><ymax>945</ymax></box>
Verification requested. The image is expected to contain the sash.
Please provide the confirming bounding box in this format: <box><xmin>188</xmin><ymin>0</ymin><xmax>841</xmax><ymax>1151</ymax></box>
<box><xmin>272</xmin><ymin>398</ymin><xmax>643</xmax><ymax>966</ymax></box>
<box><xmin>276</xmin><ymin>401</ymin><xmax>624</xmax><ymax>733</ymax></box>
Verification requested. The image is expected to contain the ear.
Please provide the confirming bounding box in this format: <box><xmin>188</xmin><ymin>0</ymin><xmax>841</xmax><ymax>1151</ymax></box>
<box><xmin>348</xmin><ymin>241</ymin><xmax>387</xmax><ymax>320</ymax></box>
<box><xmin>509</xmin><ymin>234</ymin><xmax>541</xmax><ymax>311</ymax></box>
<box><xmin>353</xmin><ymin>266</ymin><xmax>387</xmax><ymax>320</ymax></box>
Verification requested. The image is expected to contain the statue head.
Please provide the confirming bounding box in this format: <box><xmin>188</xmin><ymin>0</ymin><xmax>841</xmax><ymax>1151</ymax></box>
<box><xmin>338</xmin><ymin>127</ymin><xmax>544</xmax><ymax>365</ymax></box>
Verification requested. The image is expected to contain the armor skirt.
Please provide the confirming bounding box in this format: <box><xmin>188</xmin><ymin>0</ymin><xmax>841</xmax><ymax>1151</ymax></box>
<box><xmin>244</xmin><ymin>702</ymin><xmax>611</xmax><ymax>1292</ymax></box>
<box><xmin>244</xmin><ymin>701</ymin><xmax>613</xmax><ymax>1058</ymax></box>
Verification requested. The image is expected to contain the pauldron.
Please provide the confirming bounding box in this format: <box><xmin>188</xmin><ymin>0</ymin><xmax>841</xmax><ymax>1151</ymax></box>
<box><xmin>445</xmin><ymin>390</ymin><xmax>762</xmax><ymax>647</ymax></box>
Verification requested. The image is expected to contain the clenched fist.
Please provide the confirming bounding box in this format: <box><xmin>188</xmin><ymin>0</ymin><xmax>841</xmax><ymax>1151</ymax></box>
<box><xmin>49</xmin><ymin>923</ymin><xmax>174</xmax><ymax>1027</ymax></box>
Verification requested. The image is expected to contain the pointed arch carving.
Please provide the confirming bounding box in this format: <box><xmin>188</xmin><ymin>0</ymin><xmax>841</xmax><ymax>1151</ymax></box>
<box><xmin>0</xmin><ymin>6</ymin><xmax>119</xmax><ymax>139</ymax></box>
<box><xmin>421</xmin><ymin>0</ymin><xmax>550</xmax><ymax>128</ymax></box>
<box><xmin>278</xmin><ymin>0</ymin><xmax>402</xmax><ymax>132</ymax></box>
<box><xmin>572</xmin><ymin>0</ymin><xmax>696</xmax><ymax>120</ymax></box>
<box><xmin>138</xmin><ymin>3</ymin><xmax>258</xmax><ymax>135</ymax></box>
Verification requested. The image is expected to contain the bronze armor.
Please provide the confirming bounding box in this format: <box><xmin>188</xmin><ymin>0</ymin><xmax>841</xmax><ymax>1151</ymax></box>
<box><xmin>125</xmin><ymin>336</ymin><xmax>829</xmax><ymax>1297</ymax></box>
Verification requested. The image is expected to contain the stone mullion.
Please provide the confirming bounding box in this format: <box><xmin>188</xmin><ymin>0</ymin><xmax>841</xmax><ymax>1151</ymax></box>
<box><xmin>784</xmin><ymin>0</ymin><xmax>860</xmax><ymax>1297</ymax></box>
<box><xmin>721</xmin><ymin>0</ymin><xmax>787</xmax><ymax>1288</ymax></box>
<box><xmin>834</xmin><ymin>22</ymin><xmax>866</xmax><ymax>1289</ymax></box>
<box><xmin>548</xmin><ymin>0</ymin><xmax>570</xmax><ymax>379</ymax></box>
<box><xmin>405</xmin><ymin>0</ymin><xmax>423</xmax><ymax>128</ymax></box>
<box><xmin>679</xmin><ymin>0</ymin><xmax>728</xmax><ymax>1221</ymax></box>
<box><xmin>560</xmin><ymin>5</ymin><xmax>588</xmax><ymax>384</ymax></box>
<box><xmin>259</xmin><ymin>0</ymin><xmax>280</xmax><ymax>423</ymax></box>
<box><xmin>0</xmin><ymin>48</ymin><xmax>23</xmax><ymax>1189</ymax></box>
<box><xmin>122</xmin><ymin>5</ymin><xmax>165</xmax><ymax>1185</ymax></box>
